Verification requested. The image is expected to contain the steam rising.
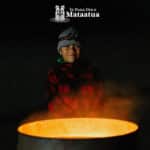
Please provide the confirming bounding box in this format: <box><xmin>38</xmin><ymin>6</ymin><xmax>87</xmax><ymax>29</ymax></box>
<box><xmin>21</xmin><ymin>81</ymin><xmax>141</xmax><ymax>124</ymax></box>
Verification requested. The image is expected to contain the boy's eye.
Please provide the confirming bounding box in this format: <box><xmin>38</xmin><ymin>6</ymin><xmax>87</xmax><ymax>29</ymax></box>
<box><xmin>65</xmin><ymin>45</ymin><xmax>70</xmax><ymax>48</ymax></box>
<box><xmin>65</xmin><ymin>46</ymin><xmax>70</xmax><ymax>49</ymax></box>
<box><xmin>62</xmin><ymin>46</ymin><xmax>68</xmax><ymax>49</ymax></box>
<box><xmin>75</xmin><ymin>45</ymin><xmax>80</xmax><ymax>48</ymax></box>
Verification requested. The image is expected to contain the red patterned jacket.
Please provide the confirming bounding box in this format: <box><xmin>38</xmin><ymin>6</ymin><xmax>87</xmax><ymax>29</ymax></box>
<box><xmin>47</xmin><ymin>60</ymin><xmax>103</xmax><ymax>111</ymax></box>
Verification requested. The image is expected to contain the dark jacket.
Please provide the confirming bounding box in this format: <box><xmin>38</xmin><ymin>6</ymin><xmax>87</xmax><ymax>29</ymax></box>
<box><xmin>47</xmin><ymin>59</ymin><xmax>103</xmax><ymax>111</ymax></box>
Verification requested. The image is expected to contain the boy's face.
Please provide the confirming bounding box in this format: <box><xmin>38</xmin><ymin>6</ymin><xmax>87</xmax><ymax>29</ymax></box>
<box><xmin>59</xmin><ymin>44</ymin><xmax>80</xmax><ymax>63</ymax></box>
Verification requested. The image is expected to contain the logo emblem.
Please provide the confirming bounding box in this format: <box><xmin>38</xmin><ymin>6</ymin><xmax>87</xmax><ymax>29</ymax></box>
<box><xmin>50</xmin><ymin>5</ymin><xmax>70</xmax><ymax>23</ymax></box>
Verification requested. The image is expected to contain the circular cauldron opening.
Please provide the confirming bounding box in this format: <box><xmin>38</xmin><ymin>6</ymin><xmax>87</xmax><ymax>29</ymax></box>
<box><xmin>17</xmin><ymin>118</ymin><xmax>138</xmax><ymax>139</ymax></box>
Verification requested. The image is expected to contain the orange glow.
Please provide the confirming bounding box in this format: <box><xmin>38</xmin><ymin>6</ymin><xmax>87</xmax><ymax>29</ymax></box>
<box><xmin>47</xmin><ymin>84</ymin><xmax>104</xmax><ymax>118</ymax></box>
<box><xmin>17</xmin><ymin>118</ymin><xmax>138</xmax><ymax>139</ymax></box>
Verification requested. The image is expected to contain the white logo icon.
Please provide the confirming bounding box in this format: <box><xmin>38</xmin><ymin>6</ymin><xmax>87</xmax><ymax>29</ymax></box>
<box><xmin>55</xmin><ymin>5</ymin><xmax>65</xmax><ymax>21</ymax></box>
<box><xmin>50</xmin><ymin>5</ymin><xmax>70</xmax><ymax>23</ymax></box>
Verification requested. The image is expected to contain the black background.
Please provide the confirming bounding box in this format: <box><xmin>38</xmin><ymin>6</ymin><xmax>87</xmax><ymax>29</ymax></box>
<box><xmin>0</xmin><ymin>0</ymin><xmax>150</xmax><ymax>149</ymax></box>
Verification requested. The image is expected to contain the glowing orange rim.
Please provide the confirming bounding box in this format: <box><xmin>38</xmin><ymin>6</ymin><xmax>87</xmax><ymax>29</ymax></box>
<box><xmin>17</xmin><ymin>118</ymin><xmax>139</xmax><ymax>139</ymax></box>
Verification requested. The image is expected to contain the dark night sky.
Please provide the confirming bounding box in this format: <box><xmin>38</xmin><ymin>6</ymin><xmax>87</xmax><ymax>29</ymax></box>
<box><xmin>0</xmin><ymin>0</ymin><xmax>150</xmax><ymax>149</ymax></box>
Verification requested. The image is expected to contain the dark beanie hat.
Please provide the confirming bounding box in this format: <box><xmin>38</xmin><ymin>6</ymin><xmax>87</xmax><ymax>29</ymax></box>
<box><xmin>57</xmin><ymin>27</ymin><xmax>80</xmax><ymax>52</ymax></box>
